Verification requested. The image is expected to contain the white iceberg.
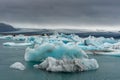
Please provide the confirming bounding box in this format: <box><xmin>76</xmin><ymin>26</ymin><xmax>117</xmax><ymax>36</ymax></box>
<box><xmin>10</xmin><ymin>62</ymin><xmax>25</xmax><ymax>70</ymax></box>
<box><xmin>34</xmin><ymin>57</ymin><xmax>99</xmax><ymax>72</ymax></box>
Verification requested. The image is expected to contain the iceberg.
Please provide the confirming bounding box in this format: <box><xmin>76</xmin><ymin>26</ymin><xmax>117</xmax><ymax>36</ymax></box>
<box><xmin>10</xmin><ymin>62</ymin><xmax>25</xmax><ymax>70</ymax></box>
<box><xmin>24</xmin><ymin>42</ymin><xmax>88</xmax><ymax>62</ymax></box>
<box><xmin>34</xmin><ymin>57</ymin><xmax>99</xmax><ymax>72</ymax></box>
<box><xmin>76</xmin><ymin>36</ymin><xmax>118</xmax><ymax>51</ymax></box>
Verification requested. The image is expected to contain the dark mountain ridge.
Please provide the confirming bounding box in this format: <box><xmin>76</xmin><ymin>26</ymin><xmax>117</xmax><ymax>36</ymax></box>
<box><xmin>0</xmin><ymin>23</ymin><xmax>17</xmax><ymax>32</ymax></box>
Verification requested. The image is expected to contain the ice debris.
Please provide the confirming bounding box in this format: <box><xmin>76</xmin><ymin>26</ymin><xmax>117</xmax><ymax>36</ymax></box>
<box><xmin>10</xmin><ymin>62</ymin><xmax>25</xmax><ymax>70</ymax></box>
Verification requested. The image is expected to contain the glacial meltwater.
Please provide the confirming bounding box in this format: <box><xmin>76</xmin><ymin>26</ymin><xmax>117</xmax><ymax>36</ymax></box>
<box><xmin>0</xmin><ymin>39</ymin><xmax>120</xmax><ymax>80</ymax></box>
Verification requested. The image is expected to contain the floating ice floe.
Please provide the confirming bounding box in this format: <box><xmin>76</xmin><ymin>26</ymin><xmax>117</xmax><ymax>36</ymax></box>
<box><xmin>34</xmin><ymin>57</ymin><xmax>99</xmax><ymax>72</ymax></box>
<box><xmin>10</xmin><ymin>62</ymin><xmax>25</xmax><ymax>70</ymax></box>
<box><xmin>91</xmin><ymin>51</ymin><xmax>120</xmax><ymax>56</ymax></box>
<box><xmin>0</xmin><ymin>35</ymin><xmax>13</xmax><ymax>40</ymax></box>
<box><xmin>3</xmin><ymin>42</ymin><xmax>33</xmax><ymax>47</ymax></box>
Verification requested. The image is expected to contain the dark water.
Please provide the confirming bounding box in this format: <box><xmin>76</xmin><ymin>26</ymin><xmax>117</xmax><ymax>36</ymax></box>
<box><xmin>0</xmin><ymin>40</ymin><xmax>120</xmax><ymax>80</ymax></box>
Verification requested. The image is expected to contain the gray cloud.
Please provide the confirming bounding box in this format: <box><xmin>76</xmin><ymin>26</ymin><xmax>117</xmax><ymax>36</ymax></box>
<box><xmin>0</xmin><ymin>0</ymin><xmax>120</xmax><ymax>28</ymax></box>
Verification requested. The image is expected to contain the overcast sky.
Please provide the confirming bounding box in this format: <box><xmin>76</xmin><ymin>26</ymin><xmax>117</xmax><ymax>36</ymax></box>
<box><xmin>0</xmin><ymin>0</ymin><xmax>120</xmax><ymax>30</ymax></box>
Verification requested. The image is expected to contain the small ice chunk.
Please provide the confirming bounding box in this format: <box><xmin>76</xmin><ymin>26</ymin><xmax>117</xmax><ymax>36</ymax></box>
<box><xmin>10</xmin><ymin>62</ymin><xmax>25</xmax><ymax>70</ymax></box>
<box><xmin>33</xmin><ymin>64</ymin><xmax>39</xmax><ymax>68</ymax></box>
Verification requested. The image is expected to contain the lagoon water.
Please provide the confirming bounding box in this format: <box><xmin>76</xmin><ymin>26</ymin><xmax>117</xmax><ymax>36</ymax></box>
<box><xmin>0</xmin><ymin>39</ymin><xmax>120</xmax><ymax>80</ymax></box>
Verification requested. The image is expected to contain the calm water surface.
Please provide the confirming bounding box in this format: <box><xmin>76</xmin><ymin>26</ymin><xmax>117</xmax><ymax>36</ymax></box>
<box><xmin>0</xmin><ymin>39</ymin><xmax>120</xmax><ymax>80</ymax></box>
